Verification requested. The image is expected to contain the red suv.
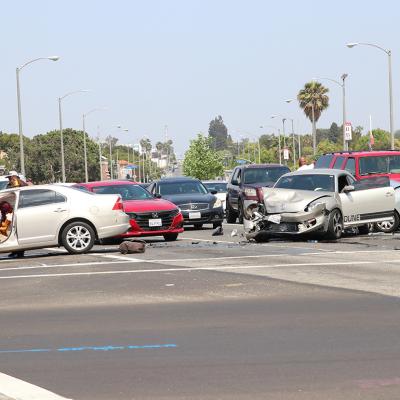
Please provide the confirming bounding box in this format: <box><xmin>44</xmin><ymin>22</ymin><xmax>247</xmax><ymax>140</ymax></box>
<box><xmin>315</xmin><ymin>150</ymin><xmax>400</xmax><ymax>182</ymax></box>
<box><xmin>75</xmin><ymin>181</ymin><xmax>184</xmax><ymax>241</ymax></box>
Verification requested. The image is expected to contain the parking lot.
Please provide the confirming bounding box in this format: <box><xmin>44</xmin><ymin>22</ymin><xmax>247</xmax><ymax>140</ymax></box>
<box><xmin>2</xmin><ymin>223</ymin><xmax>400</xmax><ymax>399</ymax></box>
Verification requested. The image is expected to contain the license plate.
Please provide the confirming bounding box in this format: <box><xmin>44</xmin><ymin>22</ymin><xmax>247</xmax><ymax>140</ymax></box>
<box><xmin>189</xmin><ymin>212</ymin><xmax>201</xmax><ymax>220</ymax></box>
<box><xmin>149</xmin><ymin>218</ymin><xmax>162</xmax><ymax>227</ymax></box>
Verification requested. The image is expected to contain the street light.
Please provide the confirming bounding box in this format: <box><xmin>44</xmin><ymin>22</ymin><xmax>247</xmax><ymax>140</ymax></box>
<box><xmin>82</xmin><ymin>108</ymin><xmax>106</xmax><ymax>182</ymax></box>
<box><xmin>58</xmin><ymin>89</ymin><xmax>90</xmax><ymax>182</ymax></box>
<box><xmin>313</xmin><ymin>75</ymin><xmax>348</xmax><ymax>150</ymax></box>
<box><xmin>260</xmin><ymin>124</ymin><xmax>281</xmax><ymax>164</ymax></box>
<box><xmin>16</xmin><ymin>56</ymin><xmax>60</xmax><ymax>176</ymax></box>
<box><xmin>272</xmin><ymin>115</ymin><xmax>291</xmax><ymax>165</ymax></box>
<box><xmin>346</xmin><ymin>42</ymin><xmax>394</xmax><ymax>149</ymax></box>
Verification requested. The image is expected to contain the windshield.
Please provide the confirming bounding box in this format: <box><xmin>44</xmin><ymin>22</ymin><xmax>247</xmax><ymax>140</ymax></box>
<box><xmin>158</xmin><ymin>181</ymin><xmax>208</xmax><ymax>195</ymax></box>
<box><xmin>203</xmin><ymin>182</ymin><xmax>227</xmax><ymax>193</ymax></box>
<box><xmin>92</xmin><ymin>184</ymin><xmax>153</xmax><ymax>200</ymax></box>
<box><xmin>359</xmin><ymin>155</ymin><xmax>400</xmax><ymax>175</ymax></box>
<box><xmin>243</xmin><ymin>167</ymin><xmax>289</xmax><ymax>184</ymax></box>
<box><xmin>275</xmin><ymin>174</ymin><xmax>335</xmax><ymax>192</ymax></box>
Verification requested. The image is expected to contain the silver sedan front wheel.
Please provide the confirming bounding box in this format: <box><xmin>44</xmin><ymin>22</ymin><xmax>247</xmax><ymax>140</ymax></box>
<box><xmin>61</xmin><ymin>221</ymin><xmax>95</xmax><ymax>254</ymax></box>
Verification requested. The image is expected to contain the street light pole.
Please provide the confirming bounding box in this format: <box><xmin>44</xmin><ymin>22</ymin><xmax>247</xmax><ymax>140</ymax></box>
<box><xmin>311</xmin><ymin>102</ymin><xmax>316</xmax><ymax>155</ymax></box>
<box><xmin>347</xmin><ymin>42</ymin><xmax>394</xmax><ymax>149</ymax></box>
<box><xmin>16</xmin><ymin>56</ymin><xmax>60</xmax><ymax>176</ymax></box>
<box><xmin>58</xmin><ymin>89</ymin><xmax>90</xmax><ymax>182</ymax></box>
<box><xmin>82</xmin><ymin>108</ymin><xmax>106</xmax><ymax>182</ymax></box>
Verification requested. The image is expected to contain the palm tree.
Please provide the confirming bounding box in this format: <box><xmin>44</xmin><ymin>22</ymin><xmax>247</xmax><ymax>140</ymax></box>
<box><xmin>297</xmin><ymin>81</ymin><xmax>329</xmax><ymax>154</ymax></box>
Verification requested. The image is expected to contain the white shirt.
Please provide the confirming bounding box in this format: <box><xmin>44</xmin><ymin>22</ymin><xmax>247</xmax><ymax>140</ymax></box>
<box><xmin>297</xmin><ymin>164</ymin><xmax>314</xmax><ymax>171</ymax></box>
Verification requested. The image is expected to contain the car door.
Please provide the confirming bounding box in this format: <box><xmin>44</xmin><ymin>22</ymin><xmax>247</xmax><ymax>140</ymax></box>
<box><xmin>228</xmin><ymin>168</ymin><xmax>241</xmax><ymax>210</ymax></box>
<box><xmin>339</xmin><ymin>174</ymin><xmax>395</xmax><ymax>226</ymax></box>
<box><xmin>16</xmin><ymin>189</ymin><xmax>70</xmax><ymax>245</ymax></box>
<box><xmin>0</xmin><ymin>191</ymin><xmax>20</xmax><ymax>252</ymax></box>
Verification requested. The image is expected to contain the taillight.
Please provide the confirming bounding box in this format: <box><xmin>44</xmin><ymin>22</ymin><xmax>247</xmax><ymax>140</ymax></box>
<box><xmin>256</xmin><ymin>187</ymin><xmax>264</xmax><ymax>202</ymax></box>
<box><xmin>112</xmin><ymin>197</ymin><xmax>124</xmax><ymax>211</ymax></box>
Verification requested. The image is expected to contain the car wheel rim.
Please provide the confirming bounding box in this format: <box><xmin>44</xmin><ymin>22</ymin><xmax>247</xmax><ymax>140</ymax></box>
<box><xmin>66</xmin><ymin>226</ymin><xmax>91</xmax><ymax>250</ymax></box>
<box><xmin>377</xmin><ymin>220</ymin><xmax>394</xmax><ymax>230</ymax></box>
<box><xmin>333</xmin><ymin>212</ymin><xmax>342</xmax><ymax>236</ymax></box>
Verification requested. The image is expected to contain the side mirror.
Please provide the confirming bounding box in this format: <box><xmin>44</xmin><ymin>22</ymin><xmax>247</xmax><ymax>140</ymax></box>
<box><xmin>342</xmin><ymin>185</ymin><xmax>355</xmax><ymax>193</ymax></box>
<box><xmin>210</xmin><ymin>189</ymin><xmax>217</xmax><ymax>195</ymax></box>
<box><xmin>154</xmin><ymin>193</ymin><xmax>162</xmax><ymax>198</ymax></box>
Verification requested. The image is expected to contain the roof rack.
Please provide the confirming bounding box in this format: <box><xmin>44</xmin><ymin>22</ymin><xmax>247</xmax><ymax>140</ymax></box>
<box><xmin>323</xmin><ymin>149</ymin><xmax>400</xmax><ymax>155</ymax></box>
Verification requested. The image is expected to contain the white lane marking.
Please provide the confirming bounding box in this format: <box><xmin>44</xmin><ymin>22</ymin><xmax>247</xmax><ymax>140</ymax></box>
<box><xmin>0</xmin><ymin>259</ymin><xmax>397</xmax><ymax>280</ymax></box>
<box><xmin>0</xmin><ymin>371</ymin><xmax>71</xmax><ymax>399</ymax></box>
<box><xmin>92</xmin><ymin>254</ymin><xmax>143</xmax><ymax>262</ymax></box>
<box><xmin>0</xmin><ymin>249</ymin><xmax>398</xmax><ymax>274</ymax></box>
<box><xmin>180</xmin><ymin>237</ymin><xmax>237</xmax><ymax>244</ymax></box>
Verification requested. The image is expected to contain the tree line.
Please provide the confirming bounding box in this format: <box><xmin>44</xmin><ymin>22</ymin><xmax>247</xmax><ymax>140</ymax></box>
<box><xmin>0</xmin><ymin>130</ymin><xmax>176</xmax><ymax>183</ymax></box>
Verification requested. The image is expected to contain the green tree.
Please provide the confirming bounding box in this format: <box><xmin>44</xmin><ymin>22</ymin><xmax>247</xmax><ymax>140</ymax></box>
<box><xmin>183</xmin><ymin>134</ymin><xmax>224</xmax><ymax>179</ymax></box>
<box><xmin>297</xmin><ymin>81</ymin><xmax>329</xmax><ymax>149</ymax></box>
<box><xmin>354</xmin><ymin>129</ymin><xmax>390</xmax><ymax>151</ymax></box>
<box><xmin>208</xmin><ymin>115</ymin><xmax>228</xmax><ymax>151</ymax></box>
<box><xmin>328</xmin><ymin>122</ymin><xmax>340</xmax><ymax>143</ymax></box>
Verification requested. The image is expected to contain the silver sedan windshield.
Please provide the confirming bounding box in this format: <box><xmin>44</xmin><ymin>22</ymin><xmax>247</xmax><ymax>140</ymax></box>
<box><xmin>275</xmin><ymin>174</ymin><xmax>335</xmax><ymax>192</ymax></box>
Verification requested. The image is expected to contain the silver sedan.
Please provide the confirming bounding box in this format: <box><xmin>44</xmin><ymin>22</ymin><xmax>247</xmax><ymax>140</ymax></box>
<box><xmin>0</xmin><ymin>185</ymin><xmax>130</xmax><ymax>254</ymax></box>
<box><xmin>244</xmin><ymin>169</ymin><xmax>396</xmax><ymax>241</ymax></box>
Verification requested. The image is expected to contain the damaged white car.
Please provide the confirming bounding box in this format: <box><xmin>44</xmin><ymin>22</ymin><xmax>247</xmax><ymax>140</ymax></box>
<box><xmin>244</xmin><ymin>169</ymin><xmax>397</xmax><ymax>241</ymax></box>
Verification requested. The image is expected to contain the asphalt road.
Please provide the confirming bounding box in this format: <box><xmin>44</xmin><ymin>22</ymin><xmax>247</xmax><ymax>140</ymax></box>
<box><xmin>1</xmin><ymin>224</ymin><xmax>400</xmax><ymax>399</ymax></box>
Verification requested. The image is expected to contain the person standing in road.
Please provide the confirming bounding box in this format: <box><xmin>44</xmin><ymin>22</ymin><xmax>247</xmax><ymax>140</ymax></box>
<box><xmin>297</xmin><ymin>157</ymin><xmax>314</xmax><ymax>171</ymax></box>
<box><xmin>6</xmin><ymin>171</ymin><xmax>28</xmax><ymax>188</ymax></box>
<box><xmin>5</xmin><ymin>171</ymin><xmax>26</xmax><ymax>258</ymax></box>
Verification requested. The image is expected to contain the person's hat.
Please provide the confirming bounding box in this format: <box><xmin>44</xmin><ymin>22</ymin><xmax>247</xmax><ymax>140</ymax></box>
<box><xmin>5</xmin><ymin>171</ymin><xmax>18</xmax><ymax>178</ymax></box>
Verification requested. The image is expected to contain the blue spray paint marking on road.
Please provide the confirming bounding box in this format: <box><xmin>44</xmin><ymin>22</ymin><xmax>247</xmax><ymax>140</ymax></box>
<box><xmin>0</xmin><ymin>343</ymin><xmax>177</xmax><ymax>354</ymax></box>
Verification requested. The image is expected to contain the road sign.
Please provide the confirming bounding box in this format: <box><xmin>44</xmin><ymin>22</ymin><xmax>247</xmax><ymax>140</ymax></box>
<box><xmin>283</xmin><ymin>148</ymin><xmax>289</xmax><ymax>160</ymax></box>
<box><xmin>344</xmin><ymin>122</ymin><xmax>352</xmax><ymax>141</ymax></box>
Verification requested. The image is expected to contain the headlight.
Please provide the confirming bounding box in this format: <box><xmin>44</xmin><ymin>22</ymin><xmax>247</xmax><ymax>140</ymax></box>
<box><xmin>244</xmin><ymin>188</ymin><xmax>257</xmax><ymax>197</ymax></box>
<box><xmin>305</xmin><ymin>201</ymin><xmax>324</xmax><ymax>212</ymax></box>
<box><xmin>213</xmin><ymin>198</ymin><xmax>222</xmax><ymax>208</ymax></box>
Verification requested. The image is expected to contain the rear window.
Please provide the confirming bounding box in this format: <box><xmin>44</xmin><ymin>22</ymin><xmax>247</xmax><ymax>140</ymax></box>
<box><xmin>243</xmin><ymin>167</ymin><xmax>289</xmax><ymax>184</ymax></box>
<box><xmin>92</xmin><ymin>184</ymin><xmax>153</xmax><ymax>200</ymax></box>
<box><xmin>315</xmin><ymin>154</ymin><xmax>334</xmax><ymax>168</ymax></box>
<box><xmin>203</xmin><ymin>182</ymin><xmax>227</xmax><ymax>193</ymax></box>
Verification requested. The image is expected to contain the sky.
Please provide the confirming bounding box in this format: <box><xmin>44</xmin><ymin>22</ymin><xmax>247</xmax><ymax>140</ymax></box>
<box><xmin>1</xmin><ymin>0</ymin><xmax>400</xmax><ymax>156</ymax></box>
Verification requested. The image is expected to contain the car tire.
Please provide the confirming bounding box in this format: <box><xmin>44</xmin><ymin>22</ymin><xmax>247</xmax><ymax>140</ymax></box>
<box><xmin>374</xmin><ymin>211</ymin><xmax>400</xmax><ymax>233</ymax></box>
<box><xmin>238</xmin><ymin>200</ymin><xmax>244</xmax><ymax>224</ymax></box>
<box><xmin>325</xmin><ymin>209</ymin><xmax>343</xmax><ymax>240</ymax></box>
<box><xmin>194</xmin><ymin>223</ymin><xmax>203</xmax><ymax>229</ymax></box>
<box><xmin>163</xmin><ymin>233</ymin><xmax>179</xmax><ymax>241</ymax></box>
<box><xmin>226</xmin><ymin>199</ymin><xmax>237</xmax><ymax>223</ymax></box>
<box><xmin>61</xmin><ymin>221</ymin><xmax>95</xmax><ymax>254</ymax></box>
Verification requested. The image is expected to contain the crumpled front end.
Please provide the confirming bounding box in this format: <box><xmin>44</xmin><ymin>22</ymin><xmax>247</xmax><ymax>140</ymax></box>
<box><xmin>243</xmin><ymin>190</ymin><xmax>331</xmax><ymax>239</ymax></box>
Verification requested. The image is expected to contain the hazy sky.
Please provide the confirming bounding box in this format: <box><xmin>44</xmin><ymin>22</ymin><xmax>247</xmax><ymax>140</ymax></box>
<box><xmin>1</xmin><ymin>0</ymin><xmax>399</xmax><ymax>156</ymax></box>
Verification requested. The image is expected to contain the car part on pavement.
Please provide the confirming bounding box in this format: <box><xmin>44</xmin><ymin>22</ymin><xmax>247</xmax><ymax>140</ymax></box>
<box><xmin>119</xmin><ymin>240</ymin><xmax>146</xmax><ymax>254</ymax></box>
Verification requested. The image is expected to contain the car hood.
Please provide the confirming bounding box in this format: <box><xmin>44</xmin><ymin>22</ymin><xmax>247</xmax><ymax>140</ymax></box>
<box><xmin>123</xmin><ymin>198</ymin><xmax>178</xmax><ymax>213</ymax></box>
<box><xmin>161</xmin><ymin>193</ymin><xmax>216</xmax><ymax>206</ymax></box>
<box><xmin>262</xmin><ymin>188</ymin><xmax>333</xmax><ymax>213</ymax></box>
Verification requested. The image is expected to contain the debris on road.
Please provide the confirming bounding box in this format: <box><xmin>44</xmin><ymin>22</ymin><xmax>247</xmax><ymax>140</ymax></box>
<box><xmin>119</xmin><ymin>240</ymin><xmax>146</xmax><ymax>254</ymax></box>
<box><xmin>212</xmin><ymin>226</ymin><xmax>224</xmax><ymax>236</ymax></box>
<box><xmin>231</xmin><ymin>229</ymin><xmax>238</xmax><ymax>237</ymax></box>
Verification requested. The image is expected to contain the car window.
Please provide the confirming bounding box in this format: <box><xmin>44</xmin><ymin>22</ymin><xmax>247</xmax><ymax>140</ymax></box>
<box><xmin>73</xmin><ymin>185</ymin><xmax>90</xmax><ymax>192</ymax></box>
<box><xmin>18</xmin><ymin>189</ymin><xmax>66</xmax><ymax>208</ymax></box>
<box><xmin>333</xmin><ymin>156</ymin><xmax>345</xmax><ymax>169</ymax></box>
<box><xmin>275</xmin><ymin>174</ymin><xmax>335</xmax><ymax>192</ymax></box>
<box><xmin>158</xmin><ymin>181</ymin><xmax>208</xmax><ymax>195</ymax></box>
<box><xmin>338</xmin><ymin>175</ymin><xmax>348</xmax><ymax>192</ymax></box>
<box><xmin>236</xmin><ymin>169</ymin><xmax>242</xmax><ymax>185</ymax></box>
<box><xmin>344</xmin><ymin>158</ymin><xmax>356</xmax><ymax>175</ymax></box>
<box><xmin>315</xmin><ymin>154</ymin><xmax>334</xmax><ymax>168</ymax></box>
<box><xmin>91</xmin><ymin>184</ymin><xmax>153</xmax><ymax>200</ymax></box>
<box><xmin>243</xmin><ymin>167</ymin><xmax>289</xmax><ymax>184</ymax></box>
<box><xmin>359</xmin><ymin>156</ymin><xmax>389</xmax><ymax>175</ymax></box>
<box><xmin>203</xmin><ymin>183</ymin><xmax>227</xmax><ymax>193</ymax></box>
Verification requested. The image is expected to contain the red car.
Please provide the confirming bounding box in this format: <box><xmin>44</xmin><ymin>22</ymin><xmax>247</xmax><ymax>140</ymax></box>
<box><xmin>74</xmin><ymin>181</ymin><xmax>184</xmax><ymax>241</ymax></box>
<box><xmin>315</xmin><ymin>150</ymin><xmax>400</xmax><ymax>182</ymax></box>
